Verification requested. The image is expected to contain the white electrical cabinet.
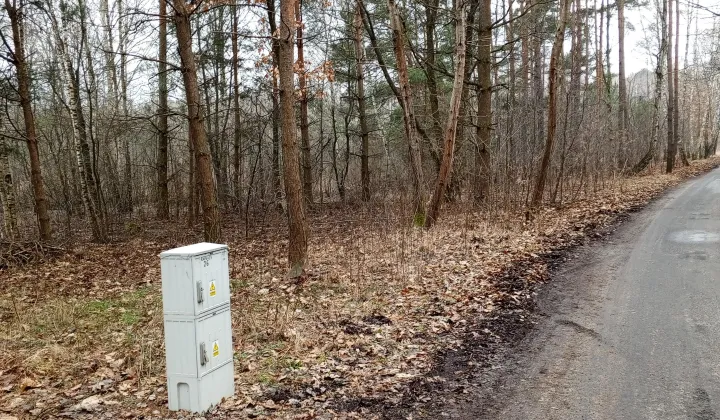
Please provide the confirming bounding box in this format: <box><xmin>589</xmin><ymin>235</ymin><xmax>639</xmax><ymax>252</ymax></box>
<box><xmin>160</xmin><ymin>242</ymin><xmax>231</xmax><ymax>316</ymax></box>
<box><xmin>160</xmin><ymin>243</ymin><xmax>235</xmax><ymax>413</ymax></box>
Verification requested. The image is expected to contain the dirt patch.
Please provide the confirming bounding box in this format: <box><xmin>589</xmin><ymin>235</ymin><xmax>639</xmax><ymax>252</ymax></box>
<box><xmin>353</xmin><ymin>227</ymin><xmax>613</xmax><ymax>419</ymax></box>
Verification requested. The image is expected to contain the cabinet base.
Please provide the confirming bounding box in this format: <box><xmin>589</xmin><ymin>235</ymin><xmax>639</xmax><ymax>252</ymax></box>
<box><xmin>167</xmin><ymin>361</ymin><xmax>234</xmax><ymax>412</ymax></box>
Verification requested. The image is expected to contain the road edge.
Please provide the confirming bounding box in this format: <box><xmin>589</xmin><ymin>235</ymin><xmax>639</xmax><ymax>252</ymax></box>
<box><xmin>338</xmin><ymin>162</ymin><xmax>720</xmax><ymax>419</ymax></box>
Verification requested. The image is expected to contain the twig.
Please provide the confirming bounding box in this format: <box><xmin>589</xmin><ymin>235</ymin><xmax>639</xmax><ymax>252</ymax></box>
<box><xmin>11</xmin><ymin>293</ymin><xmax>20</xmax><ymax>324</ymax></box>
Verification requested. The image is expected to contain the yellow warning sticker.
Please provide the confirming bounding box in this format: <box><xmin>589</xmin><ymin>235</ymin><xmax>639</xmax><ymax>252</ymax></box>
<box><xmin>212</xmin><ymin>340</ymin><xmax>219</xmax><ymax>358</ymax></box>
<box><xmin>209</xmin><ymin>281</ymin><xmax>217</xmax><ymax>297</ymax></box>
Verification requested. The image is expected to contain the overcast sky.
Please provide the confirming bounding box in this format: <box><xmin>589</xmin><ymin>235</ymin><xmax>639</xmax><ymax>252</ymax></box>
<box><xmin>620</xmin><ymin>0</ymin><xmax>720</xmax><ymax>74</ymax></box>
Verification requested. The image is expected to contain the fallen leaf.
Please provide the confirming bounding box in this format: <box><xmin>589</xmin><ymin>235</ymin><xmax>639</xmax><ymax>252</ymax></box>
<box><xmin>90</xmin><ymin>378</ymin><xmax>114</xmax><ymax>392</ymax></box>
<box><xmin>262</xmin><ymin>399</ymin><xmax>278</xmax><ymax>409</ymax></box>
<box><xmin>6</xmin><ymin>397</ymin><xmax>24</xmax><ymax>410</ymax></box>
<box><xmin>18</xmin><ymin>377</ymin><xmax>40</xmax><ymax>392</ymax></box>
<box><xmin>73</xmin><ymin>395</ymin><xmax>104</xmax><ymax>412</ymax></box>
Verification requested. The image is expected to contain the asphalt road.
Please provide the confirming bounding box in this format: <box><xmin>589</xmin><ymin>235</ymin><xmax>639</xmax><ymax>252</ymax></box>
<box><xmin>495</xmin><ymin>168</ymin><xmax>720</xmax><ymax>420</ymax></box>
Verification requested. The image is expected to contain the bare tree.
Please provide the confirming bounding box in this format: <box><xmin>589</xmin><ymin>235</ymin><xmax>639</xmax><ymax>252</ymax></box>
<box><xmin>666</xmin><ymin>0</ymin><xmax>676</xmax><ymax>172</ymax></box>
<box><xmin>156</xmin><ymin>0</ymin><xmax>169</xmax><ymax>219</ymax></box>
<box><xmin>296</xmin><ymin>0</ymin><xmax>313</xmax><ymax>206</ymax></box>
<box><xmin>618</xmin><ymin>0</ymin><xmax>629</xmax><ymax>168</ymax></box>
<box><xmin>279</xmin><ymin>0</ymin><xmax>309</xmax><ymax>277</ymax></box>
<box><xmin>425</xmin><ymin>0</ymin><xmax>468</xmax><ymax>227</ymax></box>
<box><xmin>0</xmin><ymin>133</ymin><xmax>18</xmax><ymax>240</ymax></box>
<box><xmin>388</xmin><ymin>0</ymin><xmax>426</xmax><ymax>224</ymax></box>
<box><xmin>531</xmin><ymin>0</ymin><xmax>571</xmax><ymax>207</ymax></box>
<box><xmin>267</xmin><ymin>0</ymin><xmax>283</xmax><ymax>205</ymax></box>
<box><xmin>4</xmin><ymin>0</ymin><xmax>52</xmax><ymax>240</ymax></box>
<box><xmin>353</xmin><ymin>2</ymin><xmax>370</xmax><ymax>202</ymax></box>
<box><xmin>474</xmin><ymin>0</ymin><xmax>492</xmax><ymax>203</ymax></box>
<box><xmin>232</xmin><ymin>0</ymin><xmax>242</xmax><ymax>208</ymax></box>
<box><xmin>674</xmin><ymin>0</ymin><xmax>689</xmax><ymax>166</ymax></box>
<box><xmin>424</xmin><ymin>0</ymin><xmax>442</xmax><ymax>170</ymax></box>
<box><xmin>118</xmin><ymin>0</ymin><xmax>132</xmax><ymax>213</ymax></box>
<box><xmin>48</xmin><ymin>1</ymin><xmax>107</xmax><ymax>242</ymax></box>
<box><xmin>632</xmin><ymin>0</ymin><xmax>667</xmax><ymax>174</ymax></box>
<box><xmin>172</xmin><ymin>0</ymin><xmax>221</xmax><ymax>242</ymax></box>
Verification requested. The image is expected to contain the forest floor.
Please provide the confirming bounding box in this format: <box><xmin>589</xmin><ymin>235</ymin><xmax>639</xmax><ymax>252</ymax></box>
<box><xmin>2</xmin><ymin>158</ymin><xmax>720</xmax><ymax>420</ymax></box>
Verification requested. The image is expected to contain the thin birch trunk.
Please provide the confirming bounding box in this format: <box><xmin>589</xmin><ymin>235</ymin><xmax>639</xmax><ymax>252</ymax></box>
<box><xmin>0</xmin><ymin>134</ymin><xmax>18</xmax><ymax>241</ymax></box>
<box><xmin>49</xmin><ymin>4</ymin><xmax>106</xmax><ymax>242</ymax></box>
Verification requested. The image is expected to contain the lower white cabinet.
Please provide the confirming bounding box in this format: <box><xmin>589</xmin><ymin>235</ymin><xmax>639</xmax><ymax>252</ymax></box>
<box><xmin>163</xmin><ymin>303</ymin><xmax>234</xmax><ymax>412</ymax></box>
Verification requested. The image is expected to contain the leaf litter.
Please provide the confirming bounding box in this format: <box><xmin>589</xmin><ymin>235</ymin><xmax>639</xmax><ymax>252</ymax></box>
<box><xmin>1</xmin><ymin>158</ymin><xmax>718</xmax><ymax>419</ymax></box>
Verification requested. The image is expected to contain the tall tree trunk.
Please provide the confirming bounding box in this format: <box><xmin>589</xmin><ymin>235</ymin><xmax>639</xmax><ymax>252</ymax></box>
<box><xmin>617</xmin><ymin>0</ymin><xmax>629</xmax><ymax>169</ymax></box>
<box><xmin>296</xmin><ymin>0</ymin><xmax>313</xmax><ymax>206</ymax></box>
<box><xmin>172</xmin><ymin>0</ymin><xmax>221</xmax><ymax>242</ymax></box>
<box><xmin>505</xmin><ymin>0</ymin><xmax>515</xmax><ymax>200</ymax></box>
<box><xmin>388</xmin><ymin>0</ymin><xmax>426</xmax><ymax>224</ymax></box>
<box><xmin>50</xmin><ymin>6</ymin><xmax>106</xmax><ymax>242</ymax></box>
<box><xmin>268</xmin><ymin>0</ymin><xmax>283</xmax><ymax>205</ymax></box>
<box><xmin>232</xmin><ymin>2</ymin><xmax>242</xmax><ymax>208</ymax></box>
<box><xmin>188</xmin><ymin>133</ymin><xmax>196</xmax><ymax>226</ymax></box>
<box><xmin>156</xmin><ymin>0</ymin><xmax>169</xmax><ymax>219</ymax></box>
<box><xmin>358</xmin><ymin>0</ymin><xmax>436</xmax><ymax>169</ymax></box>
<box><xmin>319</xmin><ymin>88</ymin><xmax>326</xmax><ymax>206</ymax></box>
<box><xmin>632</xmin><ymin>0</ymin><xmax>666</xmax><ymax>174</ymax></box>
<box><xmin>532</xmin><ymin>2</ymin><xmax>545</xmax><ymax>148</ymax></box>
<box><xmin>97</xmin><ymin>1</ymin><xmax>118</xmax><ymax>222</ymax></box>
<box><xmin>341</xmin><ymin>81</ymin><xmax>352</xmax><ymax>199</ymax></box>
<box><xmin>425</xmin><ymin>0</ymin><xmax>467</xmax><ymax>228</ymax></box>
<box><xmin>279</xmin><ymin>0</ymin><xmax>309</xmax><ymax>277</ymax></box>
<box><xmin>271</xmin><ymin>78</ymin><xmax>282</xmax><ymax>203</ymax></box>
<box><xmin>6</xmin><ymin>0</ymin><xmax>52</xmax><ymax>240</ymax></box>
<box><xmin>553</xmin><ymin>0</ymin><xmax>583</xmax><ymax>204</ymax></box>
<box><xmin>674</xmin><ymin>0</ymin><xmax>688</xmax><ymax>166</ymax></box>
<box><xmin>474</xmin><ymin>0</ymin><xmax>492</xmax><ymax>204</ymax></box>
<box><xmin>208</xmin><ymin>9</ymin><xmax>229</xmax><ymax>209</ymax></box>
<box><xmin>531</xmin><ymin>0</ymin><xmax>570</xmax><ymax>208</ymax></box>
<box><xmin>681</xmin><ymin>3</ymin><xmax>694</xmax><ymax>159</ymax></box>
<box><xmin>0</xmin><ymin>135</ymin><xmax>18</xmax><ymax>241</ymax></box>
<box><xmin>79</xmin><ymin>0</ymin><xmax>108</xmax><ymax>231</ymax></box>
<box><xmin>447</xmin><ymin>0</ymin><xmax>478</xmax><ymax>204</ymax></box>
<box><xmin>353</xmin><ymin>3</ymin><xmax>370</xmax><ymax>202</ymax></box>
<box><xmin>702</xmin><ymin>101</ymin><xmax>713</xmax><ymax>158</ymax></box>
<box><xmin>101</xmin><ymin>0</ymin><xmax>117</xmax><ymax>101</ymax></box>
<box><xmin>519</xmin><ymin>0</ymin><xmax>531</xmax><ymax>184</ymax></box>
<box><xmin>232</xmin><ymin>6</ymin><xmax>242</xmax><ymax>206</ymax></box>
<box><xmin>596</xmin><ymin>0</ymin><xmax>605</xmax><ymax>102</ymax></box>
<box><xmin>666</xmin><ymin>0</ymin><xmax>676</xmax><ymax>173</ymax></box>
<box><xmin>605</xmin><ymin>1</ymin><xmax>612</xmax><ymax>102</ymax></box>
<box><xmin>330</xmin><ymin>85</ymin><xmax>345</xmax><ymax>200</ymax></box>
<box><xmin>118</xmin><ymin>0</ymin><xmax>132</xmax><ymax>213</ymax></box>
<box><xmin>425</xmin><ymin>0</ymin><xmax>442</xmax><ymax>171</ymax></box>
